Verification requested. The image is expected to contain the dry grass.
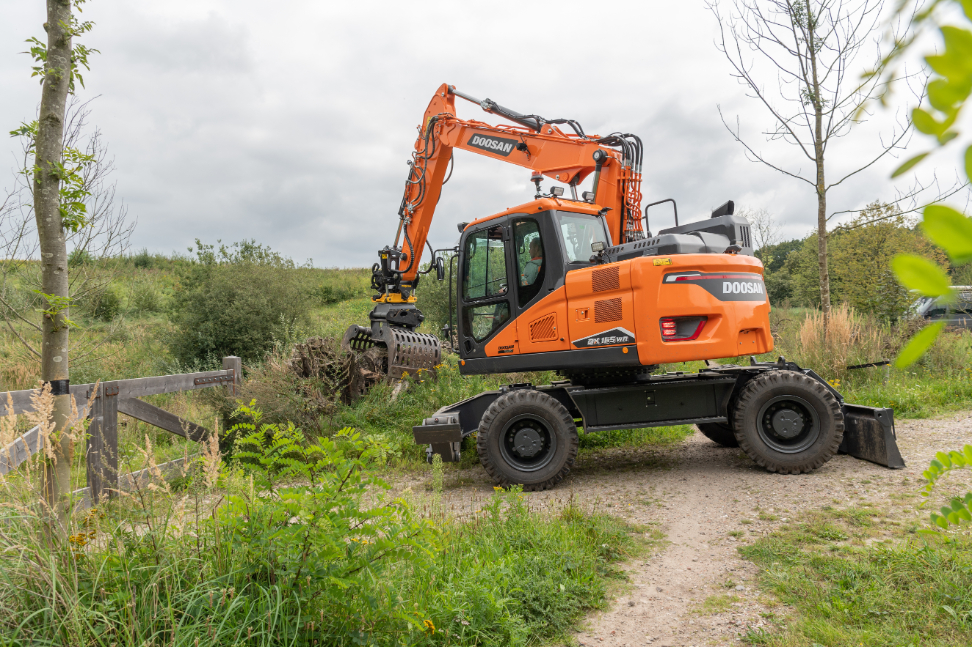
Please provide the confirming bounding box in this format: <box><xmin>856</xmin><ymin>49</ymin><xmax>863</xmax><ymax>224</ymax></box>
<box><xmin>793</xmin><ymin>304</ymin><xmax>884</xmax><ymax>379</ymax></box>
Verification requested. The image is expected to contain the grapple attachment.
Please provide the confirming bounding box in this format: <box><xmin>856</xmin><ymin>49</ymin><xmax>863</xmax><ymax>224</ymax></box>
<box><xmin>839</xmin><ymin>404</ymin><xmax>905</xmax><ymax>469</ymax></box>
<box><xmin>342</xmin><ymin>324</ymin><xmax>441</xmax><ymax>380</ymax></box>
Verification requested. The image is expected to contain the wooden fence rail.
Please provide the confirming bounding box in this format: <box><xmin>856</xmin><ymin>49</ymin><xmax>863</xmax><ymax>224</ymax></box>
<box><xmin>0</xmin><ymin>356</ymin><xmax>241</xmax><ymax>504</ymax></box>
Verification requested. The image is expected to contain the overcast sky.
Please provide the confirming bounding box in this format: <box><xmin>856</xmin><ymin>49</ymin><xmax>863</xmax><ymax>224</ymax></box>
<box><xmin>1</xmin><ymin>0</ymin><xmax>968</xmax><ymax>267</ymax></box>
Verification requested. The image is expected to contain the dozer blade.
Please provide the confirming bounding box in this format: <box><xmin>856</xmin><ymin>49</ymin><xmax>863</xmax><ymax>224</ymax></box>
<box><xmin>342</xmin><ymin>325</ymin><xmax>441</xmax><ymax>381</ymax></box>
<box><xmin>839</xmin><ymin>404</ymin><xmax>905</xmax><ymax>469</ymax></box>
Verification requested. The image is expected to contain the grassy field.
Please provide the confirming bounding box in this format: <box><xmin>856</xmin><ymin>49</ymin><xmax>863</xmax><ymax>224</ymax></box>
<box><xmin>2</xmin><ymin>260</ymin><xmax>972</xmax><ymax>479</ymax></box>
<box><xmin>738</xmin><ymin>505</ymin><xmax>972</xmax><ymax>646</ymax></box>
<box><xmin>3</xmin><ymin>258</ymin><xmax>972</xmax><ymax>645</ymax></box>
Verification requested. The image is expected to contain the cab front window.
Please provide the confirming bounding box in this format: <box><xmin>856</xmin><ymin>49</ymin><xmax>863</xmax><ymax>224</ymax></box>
<box><xmin>558</xmin><ymin>213</ymin><xmax>610</xmax><ymax>263</ymax></box>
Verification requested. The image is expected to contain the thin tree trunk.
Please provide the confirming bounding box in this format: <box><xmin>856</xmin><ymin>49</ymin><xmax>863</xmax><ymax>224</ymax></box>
<box><xmin>35</xmin><ymin>0</ymin><xmax>75</xmax><ymax>533</ymax></box>
<box><xmin>806</xmin><ymin>0</ymin><xmax>832</xmax><ymax>330</ymax></box>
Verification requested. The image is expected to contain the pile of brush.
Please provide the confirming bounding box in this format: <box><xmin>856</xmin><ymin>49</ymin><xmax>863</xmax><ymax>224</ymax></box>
<box><xmin>287</xmin><ymin>336</ymin><xmax>386</xmax><ymax>405</ymax></box>
<box><xmin>206</xmin><ymin>336</ymin><xmax>391</xmax><ymax>438</ymax></box>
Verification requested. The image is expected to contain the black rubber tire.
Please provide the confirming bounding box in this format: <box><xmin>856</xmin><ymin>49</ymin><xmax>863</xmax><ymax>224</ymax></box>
<box><xmin>476</xmin><ymin>389</ymin><xmax>578</xmax><ymax>491</ymax></box>
<box><xmin>732</xmin><ymin>370</ymin><xmax>843</xmax><ymax>474</ymax></box>
<box><xmin>696</xmin><ymin>422</ymin><xmax>739</xmax><ymax>448</ymax></box>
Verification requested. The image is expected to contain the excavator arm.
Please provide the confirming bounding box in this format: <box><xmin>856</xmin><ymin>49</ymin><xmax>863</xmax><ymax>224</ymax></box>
<box><xmin>376</xmin><ymin>83</ymin><xmax>646</xmax><ymax>301</ymax></box>
<box><xmin>346</xmin><ymin>83</ymin><xmax>647</xmax><ymax>379</ymax></box>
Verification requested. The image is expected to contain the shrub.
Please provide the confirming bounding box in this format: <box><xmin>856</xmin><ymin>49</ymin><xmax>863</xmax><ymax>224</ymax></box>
<box><xmin>132</xmin><ymin>247</ymin><xmax>153</xmax><ymax>269</ymax></box>
<box><xmin>129</xmin><ymin>282</ymin><xmax>162</xmax><ymax>313</ymax></box>
<box><xmin>67</xmin><ymin>247</ymin><xmax>93</xmax><ymax>267</ymax></box>
<box><xmin>317</xmin><ymin>282</ymin><xmax>361</xmax><ymax>305</ymax></box>
<box><xmin>83</xmin><ymin>285</ymin><xmax>122</xmax><ymax>321</ymax></box>
<box><xmin>415</xmin><ymin>254</ymin><xmax>456</xmax><ymax>339</ymax></box>
<box><xmin>168</xmin><ymin>240</ymin><xmax>309</xmax><ymax>366</ymax></box>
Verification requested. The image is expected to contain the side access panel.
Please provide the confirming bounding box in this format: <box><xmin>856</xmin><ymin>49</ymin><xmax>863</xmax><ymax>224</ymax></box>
<box><xmin>567</xmin><ymin>376</ymin><xmax>737</xmax><ymax>432</ymax></box>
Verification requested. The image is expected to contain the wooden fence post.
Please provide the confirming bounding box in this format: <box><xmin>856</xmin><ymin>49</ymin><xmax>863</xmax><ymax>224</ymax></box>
<box><xmin>223</xmin><ymin>356</ymin><xmax>242</xmax><ymax>396</ymax></box>
<box><xmin>86</xmin><ymin>382</ymin><xmax>118</xmax><ymax>504</ymax></box>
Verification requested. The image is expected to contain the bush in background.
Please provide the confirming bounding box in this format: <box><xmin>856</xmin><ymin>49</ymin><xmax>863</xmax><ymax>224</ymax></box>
<box><xmin>415</xmin><ymin>254</ymin><xmax>456</xmax><ymax>339</ymax></box>
<box><xmin>131</xmin><ymin>247</ymin><xmax>153</xmax><ymax>269</ymax></box>
<box><xmin>783</xmin><ymin>203</ymin><xmax>948</xmax><ymax>321</ymax></box>
<box><xmin>128</xmin><ymin>282</ymin><xmax>162</xmax><ymax>314</ymax></box>
<box><xmin>168</xmin><ymin>240</ymin><xmax>309</xmax><ymax>366</ymax></box>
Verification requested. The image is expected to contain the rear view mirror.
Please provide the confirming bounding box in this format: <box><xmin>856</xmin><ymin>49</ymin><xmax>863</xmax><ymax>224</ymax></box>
<box><xmin>435</xmin><ymin>256</ymin><xmax>446</xmax><ymax>281</ymax></box>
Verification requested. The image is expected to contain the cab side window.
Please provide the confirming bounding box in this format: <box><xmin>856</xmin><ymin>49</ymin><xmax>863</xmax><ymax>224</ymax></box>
<box><xmin>514</xmin><ymin>219</ymin><xmax>545</xmax><ymax>307</ymax></box>
<box><xmin>463</xmin><ymin>226</ymin><xmax>509</xmax><ymax>301</ymax></box>
<box><xmin>462</xmin><ymin>226</ymin><xmax>511</xmax><ymax>343</ymax></box>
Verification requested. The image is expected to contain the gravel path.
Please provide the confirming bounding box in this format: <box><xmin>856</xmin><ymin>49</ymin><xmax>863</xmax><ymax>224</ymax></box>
<box><xmin>404</xmin><ymin>409</ymin><xmax>972</xmax><ymax>646</ymax></box>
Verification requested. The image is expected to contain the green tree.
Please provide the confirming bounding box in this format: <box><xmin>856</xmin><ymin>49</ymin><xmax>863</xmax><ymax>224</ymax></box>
<box><xmin>783</xmin><ymin>202</ymin><xmax>948</xmax><ymax>320</ymax></box>
<box><xmin>756</xmin><ymin>238</ymin><xmax>805</xmax><ymax>304</ymax></box>
<box><xmin>19</xmin><ymin>0</ymin><xmax>98</xmax><ymax>532</ymax></box>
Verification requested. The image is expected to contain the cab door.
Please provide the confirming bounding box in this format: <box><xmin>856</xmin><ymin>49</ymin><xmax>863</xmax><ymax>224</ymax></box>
<box><xmin>513</xmin><ymin>217</ymin><xmax>569</xmax><ymax>353</ymax></box>
<box><xmin>457</xmin><ymin>223</ymin><xmax>515</xmax><ymax>358</ymax></box>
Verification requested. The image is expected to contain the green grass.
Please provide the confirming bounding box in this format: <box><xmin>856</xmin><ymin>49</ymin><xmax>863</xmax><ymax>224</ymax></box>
<box><xmin>0</xmin><ymin>456</ymin><xmax>655</xmax><ymax>646</ymax></box>
<box><xmin>739</xmin><ymin>506</ymin><xmax>972</xmax><ymax>646</ymax></box>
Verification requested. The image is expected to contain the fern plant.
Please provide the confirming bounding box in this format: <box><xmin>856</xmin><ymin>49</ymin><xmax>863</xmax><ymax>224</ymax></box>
<box><xmin>221</xmin><ymin>402</ymin><xmax>440</xmax><ymax>636</ymax></box>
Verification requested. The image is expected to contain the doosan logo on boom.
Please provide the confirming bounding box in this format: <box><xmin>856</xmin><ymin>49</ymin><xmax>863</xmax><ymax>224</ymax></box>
<box><xmin>467</xmin><ymin>135</ymin><xmax>517</xmax><ymax>157</ymax></box>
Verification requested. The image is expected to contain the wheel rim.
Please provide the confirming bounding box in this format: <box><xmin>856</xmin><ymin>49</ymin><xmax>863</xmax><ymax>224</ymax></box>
<box><xmin>500</xmin><ymin>413</ymin><xmax>557</xmax><ymax>472</ymax></box>
<box><xmin>756</xmin><ymin>395</ymin><xmax>820</xmax><ymax>454</ymax></box>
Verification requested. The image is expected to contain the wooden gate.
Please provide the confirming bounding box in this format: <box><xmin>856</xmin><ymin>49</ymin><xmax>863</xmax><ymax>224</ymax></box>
<box><xmin>0</xmin><ymin>356</ymin><xmax>241</xmax><ymax>504</ymax></box>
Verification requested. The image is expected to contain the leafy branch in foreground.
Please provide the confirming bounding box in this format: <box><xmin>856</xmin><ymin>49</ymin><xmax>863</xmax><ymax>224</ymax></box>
<box><xmin>920</xmin><ymin>444</ymin><xmax>972</xmax><ymax>530</ymax></box>
<box><xmin>885</xmin><ymin>0</ymin><xmax>972</xmax><ymax>366</ymax></box>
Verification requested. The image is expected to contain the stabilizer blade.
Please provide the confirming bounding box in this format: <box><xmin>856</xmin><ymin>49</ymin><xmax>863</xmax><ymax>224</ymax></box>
<box><xmin>839</xmin><ymin>404</ymin><xmax>905</xmax><ymax>469</ymax></box>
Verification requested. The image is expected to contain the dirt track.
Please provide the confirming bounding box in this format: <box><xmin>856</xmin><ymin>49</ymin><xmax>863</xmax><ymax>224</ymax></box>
<box><xmin>407</xmin><ymin>410</ymin><xmax>972</xmax><ymax>646</ymax></box>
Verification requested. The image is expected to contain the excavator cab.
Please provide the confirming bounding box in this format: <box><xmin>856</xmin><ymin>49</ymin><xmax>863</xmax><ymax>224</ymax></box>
<box><xmin>455</xmin><ymin>200</ymin><xmax>607</xmax><ymax>363</ymax></box>
<box><xmin>450</xmin><ymin>195</ymin><xmax>775</xmax><ymax>380</ymax></box>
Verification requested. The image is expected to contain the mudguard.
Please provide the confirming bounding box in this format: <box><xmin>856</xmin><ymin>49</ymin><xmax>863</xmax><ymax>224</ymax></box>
<box><xmin>839</xmin><ymin>404</ymin><xmax>905</xmax><ymax>469</ymax></box>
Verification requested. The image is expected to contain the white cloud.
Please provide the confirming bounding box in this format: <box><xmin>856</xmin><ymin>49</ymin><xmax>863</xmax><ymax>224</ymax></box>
<box><xmin>0</xmin><ymin>0</ymin><xmax>965</xmax><ymax>267</ymax></box>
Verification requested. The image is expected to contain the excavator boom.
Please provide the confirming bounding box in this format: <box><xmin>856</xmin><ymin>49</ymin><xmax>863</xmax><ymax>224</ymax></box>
<box><xmin>346</xmin><ymin>83</ymin><xmax>647</xmax><ymax>378</ymax></box>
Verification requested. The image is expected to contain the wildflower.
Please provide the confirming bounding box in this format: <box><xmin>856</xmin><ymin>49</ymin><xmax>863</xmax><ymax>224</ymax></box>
<box><xmin>423</xmin><ymin>619</ymin><xmax>435</xmax><ymax>635</ymax></box>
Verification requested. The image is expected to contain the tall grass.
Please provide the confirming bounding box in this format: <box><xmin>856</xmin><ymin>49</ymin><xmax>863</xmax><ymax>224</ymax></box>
<box><xmin>0</xmin><ymin>404</ymin><xmax>644</xmax><ymax>646</ymax></box>
<box><xmin>757</xmin><ymin>305</ymin><xmax>972</xmax><ymax>416</ymax></box>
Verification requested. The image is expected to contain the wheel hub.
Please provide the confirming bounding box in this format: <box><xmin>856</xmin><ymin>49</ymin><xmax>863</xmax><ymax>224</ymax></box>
<box><xmin>770</xmin><ymin>409</ymin><xmax>804</xmax><ymax>438</ymax></box>
<box><xmin>756</xmin><ymin>395</ymin><xmax>820</xmax><ymax>454</ymax></box>
<box><xmin>500</xmin><ymin>414</ymin><xmax>557</xmax><ymax>472</ymax></box>
<box><xmin>512</xmin><ymin>427</ymin><xmax>543</xmax><ymax>457</ymax></box>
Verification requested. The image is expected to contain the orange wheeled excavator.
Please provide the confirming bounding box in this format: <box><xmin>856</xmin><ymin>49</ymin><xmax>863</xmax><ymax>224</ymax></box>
<box><xmin>344</xmin><ymin>84</ymin><xmax>904</xmax><ymax>491</ymax></box>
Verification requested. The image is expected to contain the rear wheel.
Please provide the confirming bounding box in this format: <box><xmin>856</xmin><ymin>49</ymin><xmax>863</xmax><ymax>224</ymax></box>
<box><xmin>696</xmin><ymin>422</ymin><xmax>739</xmax><ymax>448</ymax></box>
<box><xmin>732</xmin><ymin>370</ymin><xmax>843</xmax><ymax>474</ymax></box>
<box><xmin>476</xmin><ymin>389</ymin><xmax>578</xmax><ymax>491</ymax></box>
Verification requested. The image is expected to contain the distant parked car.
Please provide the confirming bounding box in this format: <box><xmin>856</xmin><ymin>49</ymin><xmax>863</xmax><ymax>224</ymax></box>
<box><xmin>913</xmin><ymin>286</ymin><xmax>972</xmax><ymax>329</ymax></box>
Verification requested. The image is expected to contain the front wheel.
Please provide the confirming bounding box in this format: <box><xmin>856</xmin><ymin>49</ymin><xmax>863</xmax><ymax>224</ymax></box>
<box><xmin>476</xmin><ymin>389</ymin><xmax>578</xmax><ymax>491</ymax></box>
<box><xmin>732</xmin><ymin>371</ymin><xmax>843</xmax><ymax>474</ymax></box>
